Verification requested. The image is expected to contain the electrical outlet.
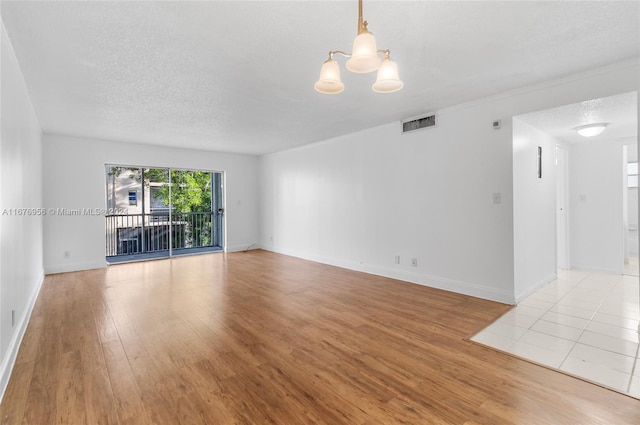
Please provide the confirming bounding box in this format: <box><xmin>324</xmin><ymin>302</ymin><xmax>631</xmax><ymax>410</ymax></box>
<box><xmin>411</xmin><ymin>258</ymin><xmax>418</xmax><ymax>267</ymax></box>
<box><xmin>64</xmin><ymin>251</ymin><xmax>70</xmax><ymax>258</ymax></box>
<box><xmin>394</xmin><ymin>255</ymin><xmax>400</xmax><ymax>264</ymax></box>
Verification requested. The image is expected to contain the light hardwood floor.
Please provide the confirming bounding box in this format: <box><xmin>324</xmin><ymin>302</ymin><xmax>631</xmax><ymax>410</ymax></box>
<box><xmin>1</xmin><ymin>250</ymin><xmax>638</xmax><ymax>424</ymax></box>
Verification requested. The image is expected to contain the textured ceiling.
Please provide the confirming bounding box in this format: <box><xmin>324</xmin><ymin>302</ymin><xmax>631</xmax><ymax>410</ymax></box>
<box><xmin>1</xmin><ymin>1</ymin><xmax>639</xmax><ymax>155</ymax></box>
<box><xmin>517</xmin><ymin>91</ymin><xmax>638</xmax><ymax>144</ymax></box>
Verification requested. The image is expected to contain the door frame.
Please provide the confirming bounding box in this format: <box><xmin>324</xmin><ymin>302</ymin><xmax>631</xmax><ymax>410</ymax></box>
<box><xmin>555</xmin><ymin>144</ymin><xmax>569</xmax><ymax>270</ymax></box>
<box><xmin>105</xmin><ymin>163</ymin><xmax>226</xmax><ymax>262</ymax></box>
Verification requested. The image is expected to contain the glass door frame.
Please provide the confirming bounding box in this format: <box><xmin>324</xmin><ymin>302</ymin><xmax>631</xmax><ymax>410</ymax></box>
<box><xmin>105</xmin><ymin>163</ymin><xmax>225</xmax><ymax>262</ymax></box>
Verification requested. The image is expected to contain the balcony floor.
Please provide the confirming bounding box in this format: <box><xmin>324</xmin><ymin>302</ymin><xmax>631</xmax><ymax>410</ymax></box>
<box><xmin>106</xmin><ymin>246</ymin><xmax>223</xmax><ymax>264</ymax></box>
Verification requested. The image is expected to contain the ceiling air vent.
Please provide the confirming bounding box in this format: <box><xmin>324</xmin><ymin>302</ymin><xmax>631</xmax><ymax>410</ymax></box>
<box><xmin>402</xmin><ymin>113</ymin><xmax>437</xmax><ymax>134</ymax></box>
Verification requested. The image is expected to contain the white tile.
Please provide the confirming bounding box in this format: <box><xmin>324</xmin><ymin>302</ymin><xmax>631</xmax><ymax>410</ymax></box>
<box><xmin>602</xmin><ymin>300</ymin><xmax>640</xmax><ymax>314</ymax></box>
<box><xmin>505</xmin><ymin>340</ymin><xmax>569</xmax><ymax>368</ymax></box>
<box><xmin>578</xmin><ymin>331</ymin><xmax>639</xmax><ymax>357</ymax></box>
<box><xmin>609</xmin><ymin>283</ymin><xmax>640</xmax><ymax>297</ymax></box>
<box><xmin>629</xmin><ymin>376</ymin><xmax>640</xmax><ymax>398</ymax></box>
<box><xmin>518</xmin><ymin>330</ymin><xmax>576</xmax><ymax>353</ymax></box>
<box><xmin>561</xmin><ymin>291</ymin><xmax>607</xmax><ymax>303</ymax></box>
<box><xmin>605</xmin><ymin>292</ymin><xmax>639</xmax><ymax>304</ymax></box>
<box><xmin>560</xmin><ymin>357</ymin><xmax>631</xmax><ymax>392</ymax></box>
<box><xmin>565</xmin><ymin>343</ymin><xmax>635</xmax><ymax>375</ymax></box>
<box><xmin>541</xmin><ymin>311</ymin><xmax>589</xmax><ymax>330</ymax></box>
<box><xmin>474</xmin><ymin>268</ymin><xmax>640</xmax><ymax>399</ymax></box>
<box><xmin>581</xmin><ymin>273</ymin><xmax>621</xmax><ymax>286</ymax></box>
<box><xmin>471</xmin><ymin>330</ymin><xmax>519</xmax><ymax>351</ymax></box>
<box><xmin>597</xmin><ymin>305</ymin><xmax>640</xmax><ymax>321</ymax></box>
<box><xmin>578</xmin><ymin>281</ymin><xmax>616</xmax><ymax>292</ymax></box>
<box><xmin>519</xmin><ymin>297</ymin><xmax>555</xmax><ymax>311</ymax></box>
<box><xmin>562</xmin><ymin>295</ymin><xmax>606</xmax><ymax>306</ymax></box>
<box><xmin>556</xmin><ymin>279</ymin><xmax>581</xmax><ymax>289</ymax></box>
<box><xmin>600</xmin><ymin>297</ymin><xmax>639</xmax><ymax>309</ymax></box>
<box><xmin>537</xmin><ymin>282</ymin><xmax>574</xmax><ymax>298</ymax></box>
<box><xmin>585</xmin><ymin>321</ymin><xmax>640</xmax><ymax>343</ymax></box>
<box><xmin>531</xmin><ymin>320</ymin><xmax>583</xmax><ymax>341</ymax></box>
<box><xmin>482</xmin><ymin>321</ymin><xmax>528</xmax><ymax>340</ymax></box>
<box><xmin>555</xmin><ymin>297</ymin><xmax>602</xmax><ymax>311</ymax></box>
<box><xmin>498</xmin><ymin>309</ymin><xmax>539</xmax><ymax>329</ymax></box>
<box><xmin>618</xmin><ymin>275</ymin><xmax>640</xmax><ymax>288</ymax></box>
<box><xmin>588</xmin><ymin>276</ymin><xmax>617</xmax><ymax>286</ymax></box>
<box><xmin>528</xmin><ymin>291</ymin><xmax>562</xmax><ymax>304</ymax></box>
<box><xmin>592</xmin><ymin>311</ymin><xmax>639</xmax><ymax>331</ymax></box>
<box><xmin>512</xmin><ymin>304</ymin><xmax>548</xmax><ymax>319</ymax></box>
<box><xmin>550</xmin><ymin>304</ymin><xmax>596</xmax><ymax>320</ymax></box>
<box><xmin>557</xmin><ymin>270</ymin><xmax>589</xmax><ymax>282</ymax></box>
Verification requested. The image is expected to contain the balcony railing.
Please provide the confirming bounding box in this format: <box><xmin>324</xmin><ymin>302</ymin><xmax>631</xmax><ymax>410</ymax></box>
<box><xmin>106</xmin><ymin>212</ymin><xmax>215</xmax><ymax>257</ymax></box>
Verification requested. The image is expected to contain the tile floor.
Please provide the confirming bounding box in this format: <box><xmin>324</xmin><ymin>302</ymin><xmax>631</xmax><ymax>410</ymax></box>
<box><xmin>472</xmin><ymin>266</ymin><xmax>640</xmax><ymax>399</ymax></box>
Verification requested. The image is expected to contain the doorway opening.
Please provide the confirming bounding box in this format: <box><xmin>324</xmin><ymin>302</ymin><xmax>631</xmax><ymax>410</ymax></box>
<box><xmin>105</xmin><ymin>165</ymin><xmax>224</xmax><ymax>263</ymax></box>
<box><xmin>624</xmin><ymin>145</ymin><xmax>639</xmax><ymax>276</ymax></box>
<box><xmin>514</xmin><ymin>91</ymin><xmax>637</xmax><ymax>281</ymax></box>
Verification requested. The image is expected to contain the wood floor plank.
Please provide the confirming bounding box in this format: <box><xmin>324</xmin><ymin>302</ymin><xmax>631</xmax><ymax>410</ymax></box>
<box><xmin>0</xmin><ymin>361</ymin><xmax>35</xmax><ymax>424</ymax></box>
<box><xmin>2</xmin><ymin>250</ymin><xmax>639</xmax><ymax>424</ymax></box>
<box><xmin>81</xmin><ymin>365</ymin><xmax>122</xmax><ymax>425</ymax></box>
<box><xmin>91</xmin><ymin>296</ymin><xmax>121</xmax><ymax>344</ymax></box>
<box><xmin>126</xmin><ymin>353</ymin><xmax>184</xmax><ymax>425</ymax></box>
<box><xmin>55</xmin><ymin>351</ymin><xmax>86</xmax><ymax>425</ymax></box>
<box><xmin>13</xmin><ymin>316</ymin><xmax>44</xmax><ymax>366</ymax></box>
<box><xmin>102</xmin><ymin>340</ymin><xmax>153</xmax><ymax>425</ymax></box>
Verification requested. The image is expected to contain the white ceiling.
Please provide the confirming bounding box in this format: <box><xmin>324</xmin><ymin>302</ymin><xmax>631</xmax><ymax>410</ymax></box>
<box><xmin>517</xmin><ymin>91</ymin><xmax>638</xmax><ymax>144</ymax></box>
<box><xmin>1</xmin><ymin>1</ymin><xmax>639</xmax><ymax>155</ymax></box>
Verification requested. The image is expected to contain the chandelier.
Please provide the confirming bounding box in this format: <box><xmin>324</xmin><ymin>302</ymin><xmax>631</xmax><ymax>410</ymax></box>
<box><xmin>314</xmin><ymin>0</ymin><xmax>403</xmax><ymax>94</ymax></box>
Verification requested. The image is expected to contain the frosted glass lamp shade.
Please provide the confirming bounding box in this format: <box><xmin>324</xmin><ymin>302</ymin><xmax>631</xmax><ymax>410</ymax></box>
<box><xmin>314</xmin><ymin>59</ymin><xmax>344</xmax><ymax>94</ymax></box>
<box><xmin>346</xmin><ymin>32</ymin><xmax>381</xmax><ymax>73</ymax></box>
<box><xmin>573</xmin><ymin>123</ymin><xmax>608</xmax><ymax>137</ymax></box>
<box><xmin>372</xmin><ymin>57</ymin><xmax>403</xmax><ymax>93</ymax></box>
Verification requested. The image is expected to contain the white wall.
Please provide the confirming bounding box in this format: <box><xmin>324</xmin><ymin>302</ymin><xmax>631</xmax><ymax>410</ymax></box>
<box><xmin>42</xmin><ymin>134</ymin><xmax>259</xmax><ymax>273</ymax></box>
<box><xmin>512</xmin><ymin>118</ymin><xmax>560</xmax><ymax>300</ymax></box>
<box><xmin>627</xmin><ymin>142</ymin><xmax>638</xmax><ymax>256</ymax></box>
<box><xmin>0</xmin><ymin>22</ymin><xmax>44</xmax><ymax>399</ymax></box>
<box><xmin>260</xmin><ymin>111</ymin><xmax>515</xmax><ymax>302</ymax></box>
<box><xmin>569</xmin><ymin>140</ymin><xmax>625</xmax><ymax>274</ymax></box>
<box><xmin>259</xmin><ymin>60</ymin><xmax>639</xmax><ymax>304</ymax></box>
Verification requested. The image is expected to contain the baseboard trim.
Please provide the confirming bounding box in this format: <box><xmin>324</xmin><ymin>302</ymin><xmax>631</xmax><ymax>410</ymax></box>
<box><xmin>514</xmin><ymin>273</ymin><xmax>557</xmax><ymax>303</ymax></box>
<box><xmin>260</xmin><ymin>244</ymin><xmax>367</xmax><ymax>272</ymax></box>
<box><xmin>44</xmin><ymin>260</ymin><xmax>106</xmax><ymax>275</ymax></box>
<box><xmin>570</xmin><ymin>263</ymin><xmax>624</xmax><ymax>275</ymax></box>
<box><xmin>260</xmin><ymin>245</ymin><xmax>514</xmax><ymax>304</ymax></box>
<box><xmin>0</xmin><ymin>271</ymin><xmax>45</xmax><ymax>403</ymax></box>
<box><xmin>365</xmin><ymin>264</ymin><xmax>515</xmax><ymax>304</ymax></box>
<box><xmin>226</xmin><ymin>243</ymin><xmax>259</xmax><ymax>253</ymax></box>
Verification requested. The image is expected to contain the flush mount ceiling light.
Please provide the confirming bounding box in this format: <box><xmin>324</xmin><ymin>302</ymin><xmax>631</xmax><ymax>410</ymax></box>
<box><xmin>314</xmin><ymin>0</ymin><xmax>403</xmax><ymax>94</ymax></box>
<box><xmin>573</xmin><ymin>123</ymin><xmax>609</xmax><ymax>137</ymax></box>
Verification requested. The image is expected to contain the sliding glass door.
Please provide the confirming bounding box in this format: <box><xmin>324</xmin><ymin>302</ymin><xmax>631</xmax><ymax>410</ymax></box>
<box><xmin>105</xmin><ymin>165</ymin><xmax>224</xmax><ymax>262</ymax></box>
